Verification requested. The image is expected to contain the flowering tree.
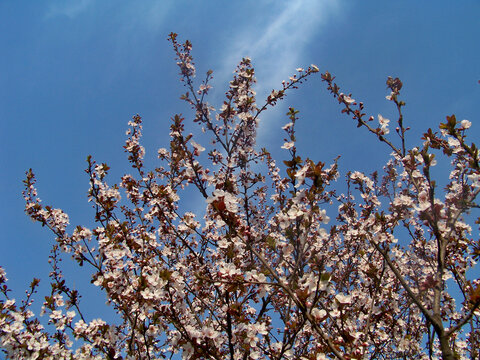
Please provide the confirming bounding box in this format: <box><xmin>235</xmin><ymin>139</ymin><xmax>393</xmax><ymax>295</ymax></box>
<box><xmin>1</xmin><ymin>33</ymin><xmax>479</xmax><ymax>359</ymax></box>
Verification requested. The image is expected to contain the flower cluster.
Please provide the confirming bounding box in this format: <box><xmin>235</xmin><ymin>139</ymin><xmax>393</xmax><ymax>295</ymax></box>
<box><xmin>1</xmin><ymin>35</ymin><xmax>479</xmax><ymax>360</ymax></box>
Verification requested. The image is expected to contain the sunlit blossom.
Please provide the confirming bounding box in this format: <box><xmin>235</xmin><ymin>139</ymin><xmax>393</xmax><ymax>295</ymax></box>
<box><xmin>281</xmin><ymin>141</ymin><xmax>294</xmax><ymax>150</ymax></box>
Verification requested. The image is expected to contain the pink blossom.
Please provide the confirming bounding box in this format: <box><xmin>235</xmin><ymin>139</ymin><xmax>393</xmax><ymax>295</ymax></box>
<box><xmin>281</xmin><ymin>141</ymin><xmax>294</xmax><ymax>150</ymax></box>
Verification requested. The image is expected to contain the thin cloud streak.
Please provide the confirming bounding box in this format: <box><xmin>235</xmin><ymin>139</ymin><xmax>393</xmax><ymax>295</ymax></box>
<box><xmin>216</xmin><ymin>0</ymin><xmax>341</xmax><ymax>135</ymax></box>
<box><xmin>45</xmin><ymin>0</ymin><xmax>94</xmax><ymax>19</ymax></box>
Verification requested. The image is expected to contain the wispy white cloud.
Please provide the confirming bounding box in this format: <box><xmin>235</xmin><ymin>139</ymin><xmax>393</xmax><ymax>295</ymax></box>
<box><xmin>215</xmin><ymin>0</ymin><xmax>342</xmax><ymax>134</ymax></box>
<box><xmin>45</xmin><ymin>0</ymin><xmax>172</xmax><ymax>28</ymax></box>
<box><xmin>45</xmin><ymin>0</ymin><xmax>94</xmax><ymax>19</ymax></box>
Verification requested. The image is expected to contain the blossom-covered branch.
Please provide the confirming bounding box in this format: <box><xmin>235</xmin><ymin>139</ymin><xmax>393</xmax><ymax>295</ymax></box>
<box><xmin>1</xmin><ymin>34</ymin><xmax>478</xmax><ymax>360</ymax></box>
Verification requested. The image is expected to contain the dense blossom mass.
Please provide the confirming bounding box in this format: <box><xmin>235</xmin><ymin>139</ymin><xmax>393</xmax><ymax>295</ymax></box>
<box><xmin>1</xmin><ymin>33</ymin><xmax>479</xmax><ymax>359</ymax></box>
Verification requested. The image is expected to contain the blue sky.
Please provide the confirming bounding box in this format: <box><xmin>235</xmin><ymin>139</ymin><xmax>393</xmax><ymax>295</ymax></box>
<box><xmin>1</xmin><ymin>0</ymin><xmax>479</xmax><ymax>328</ymax></box>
